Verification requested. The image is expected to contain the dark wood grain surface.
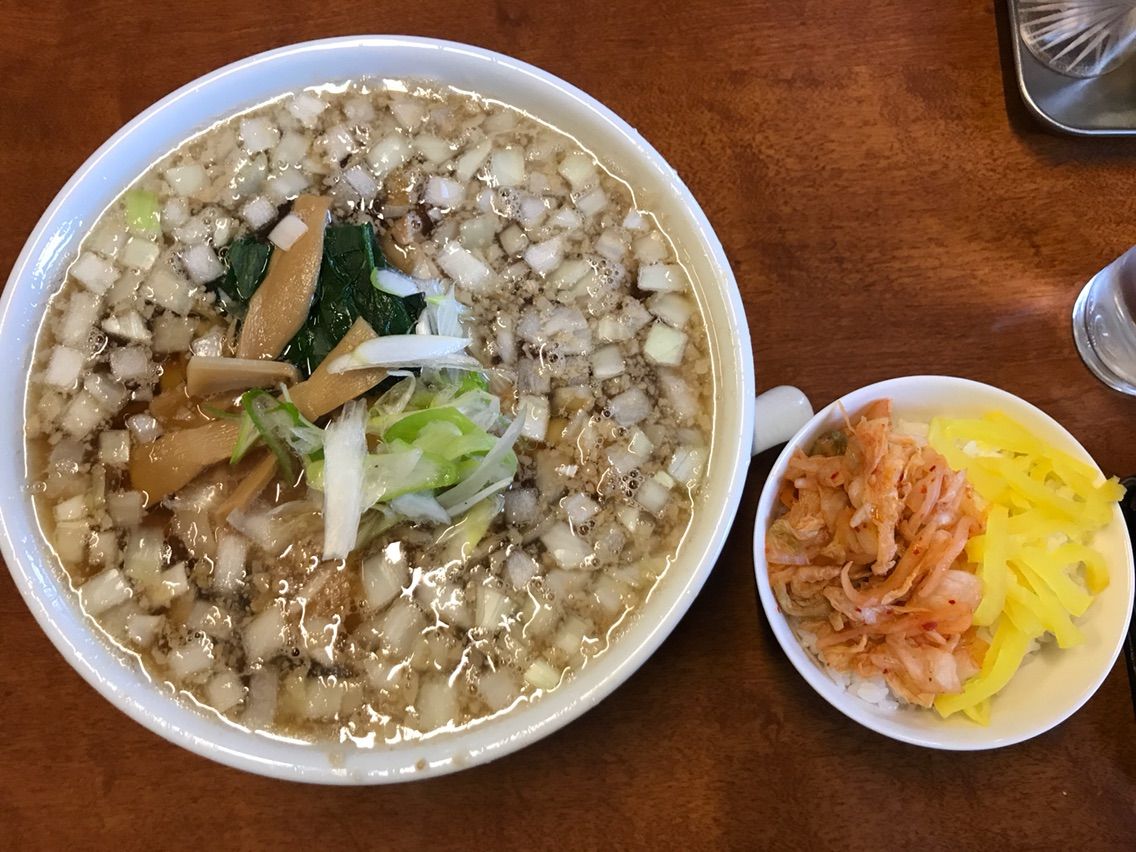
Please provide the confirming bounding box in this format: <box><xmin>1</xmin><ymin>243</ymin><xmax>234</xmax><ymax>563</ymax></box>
<box><xmin>2</xmin><ymin>1</ymin><xmax>1135</xmax><ymax>849</ymax></box>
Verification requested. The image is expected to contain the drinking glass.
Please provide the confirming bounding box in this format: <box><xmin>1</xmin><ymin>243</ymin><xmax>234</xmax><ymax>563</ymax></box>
<box><xmin>1072</xmin><ymin>245</ymin><xmax>1136</xmax><ymax>394</ymax></box>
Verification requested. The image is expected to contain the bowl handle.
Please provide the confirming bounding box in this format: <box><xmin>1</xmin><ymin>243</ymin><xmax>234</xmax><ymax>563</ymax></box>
<box><xmin>752</xmin><ymin>386</ymin><xmax>813</xmax><ymax>456</ymax></box>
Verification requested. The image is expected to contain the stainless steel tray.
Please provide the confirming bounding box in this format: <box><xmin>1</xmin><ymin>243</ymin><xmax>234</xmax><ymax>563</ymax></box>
<box><xmin>1008</xmin><ymin>0</ymin><xmax>1136</xmax><ymax>136</ymax></box>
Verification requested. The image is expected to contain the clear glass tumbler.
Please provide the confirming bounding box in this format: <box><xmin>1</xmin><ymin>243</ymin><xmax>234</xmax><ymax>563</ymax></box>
<box><xmin>1018</xmin><ymin>0</ymin><xmax>1136</xmax><ymax>78</ymax></box>
<box><xmin>1072</xmin><ymin>245</ymin><xmax>1136</xmax><ymax>394</ymax></box>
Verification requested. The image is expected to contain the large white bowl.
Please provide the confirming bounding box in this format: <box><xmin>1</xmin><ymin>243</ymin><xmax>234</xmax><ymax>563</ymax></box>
<box><xmin>753</xmin><ymin>375</ymin><xmax>1135</xmax><ymax>749</ymax></box>
<box><xmin>0</xmin><ymin>37</ymin><xmax>800</xmax><ymax>783</ymax></box>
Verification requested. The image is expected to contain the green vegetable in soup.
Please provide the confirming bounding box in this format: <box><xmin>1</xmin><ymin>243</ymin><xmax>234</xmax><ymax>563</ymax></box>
<box><xmin>212</xmin><ymin>237</ymin><xmax>273</xmax><ymax>307</ymax></box>
<box><xmin>284</xmin><ymin>223</ymin><xmax>425</xmax><ymax>376</ymax></box>
<box><xmin>123</xmin><ymin>189</ymin><xmax>161</xmax><ymax>238</ymax></box>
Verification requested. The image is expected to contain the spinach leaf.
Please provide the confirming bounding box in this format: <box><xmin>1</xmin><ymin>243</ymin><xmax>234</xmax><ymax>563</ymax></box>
<box><xmin>284</xmin><ymin>223</ymin><xmax>424</xmax><ymax>376</ymax></box>
<box><xmin>210</xmin><ymin>237</ymin><xmax>273</xmax><ymax>306</ymax></box>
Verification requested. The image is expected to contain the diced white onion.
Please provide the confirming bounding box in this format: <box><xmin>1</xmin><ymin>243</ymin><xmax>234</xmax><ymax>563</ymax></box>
<box><xmin>61</xmin><ymin>392</ymin><xmax>105</xmax><ymax>437</ymax></box>
<box><xmin>58</xmin><ymin>291</ymin><xmax>101</xmax><ymax>347</ymax></box>
<box><xmin>89</xmin><ymin>221</ymin><xmax>128</xmax><ymax>257</ymax></box>
<box><xmin>168</xmin><ymin>638</ymin><xmax>214</xmax><ymax>680</ymax></box>
<box><xmin>595</xmin><ymin>229</ymin><xmax>625</xmax><ymax>261</ymax></box>
<box><xmin>152</xmin><ymin>314</ymin><xmax>196</xmax><ymax>353</ymax></box>
<box><xmin>98</xmin><ymin>430</ymin><xmax>131</xmax><ymax>465</ymax></box>
<box><xmin>478</xmin><ymin>668</ymin><xmax>520</xmax><ymax>711</ymax></box>
<box><xmin>43</xmin><ymin>346</ymin><xmax>84</xmax><ymax>388</ymax></box>
<box><xmin>320</xmin><ymin>124</ymin><xmax>355</xmax><ymax>161</ymax></box>
<box><xmin>490</xmin><ymin>147</ymin><xmax>525</xmax><ymax>188</ymax></box>
<box><xmin>643</xmin><ymin>322</ymin><xmax>688</xmax><ymax>366</ymax></box>
<box><xmin>424</xmin><ymin>175</ymin><xmax>465</xmax><ymax>208</ymax></box>
<box><xmin>437</xmin><ymin>242</ymin><xmax>493</xmax><ymax>291</ymax></box>
<box><xmin>617</xmin><ymin>505</ymin><xmax>644</xmax><ymax>533</ymax></box>
<box><xmin>164</xmin><ymin>163</ymin><xmax>208</xmax><ymax>197</ymax></box>
<box><xmin>267</xmin><ymin>213</ymin><xmax>308</xmax><ymax>250</ymax></box>
<box><xmin>417</xmin><ymin>674</ymin><xmax>459</xmax><ymax>729</ymax></box>
<box><xmin>609</xmin><ymin>386</ymin><xmax>652</xmax><ymax>427</ymax></box>
<box><xmin>266</xmin><ymin>168</ymin><xmax>309</xmax><ymax>203</ymax></box>
<box><xmin>362</xmin><ymin>546</ymin><xmax>409</xmax><ymax>611</ymax></box>
<box><xmin>414</xmin><ymin>134</ymin><xmax>453</xmax><ymax>164</ymax></box>
<box><xmin>240</xmin><ymin>117</ymin><xmax>280</xmax><ymax>153</ymax></box>
<box><xmin>53</xmin><ymin>520</ymin><xmax>89</xmax><ymax>563</ymax></box>
<box><xmin>107</xmin><ymin>491</ymin><xmax>144</xmax><ymax>527</ymax></box>
<box><xmin>84</xmin><ymin>373</ymin><xmax>127</xmax><ymax>413</ymax></box>
<box><xmin>454</xmin><ymin>139</ymin><xmax>490</xmax><ymax>182</ymax></box>
<box><xmin>591</xmin><ymin>344</ymin><xmax>624</xmax><ymax>380</ymax></box>
<box><xmin>243</xmin><ymin>603</ymin><xmax>288</xmax><ymax>663</ymax></box>
<box><xmin>563</xmin><ymin>493</ymin><xmax>600</xmax><ymax>525</ymax></box>
<box><xmin>240</xmin><ymin>196</ymin><xmax>277</xmax><ymax>229</ymax></box>
<box><xmin>633</xmin><ymin>232</ymin><xmax>668</xmax><ymax>263</ymax></box>
<box><xmin>214</xmin><ymin>532</ymin><xmax>248</xmax><ymax>593</ymax></box>
<box><xmin>70</xmin><ymin>252</ymin><xmax>118</xmax><ymax>293</ymax></box>
<box><xmin>378</xmin><ymin>600</ymin><xmax>426</xmax><ymax>658</ymax></box>
<box><xmin>518</xmin><ymin>196</ymin><xmax>547</xmax><ymax>229</ymax></box>
<box><xmin>391</xmin><ymin>100</ymin><xmax>427</xmax><ymax>129</ymax></box>
<box><xmin>558</xmin><ymin>151</ymin><xmax>597</xmax><ymax>190</ymax></box>
<box><xmin>344</xmin><ymin>96</ymin><xmax>376</xmax><ymax>123</ymax></box>
<box><xmin>518</xmin><ymin>395</ymin><xmax>549</xmax><ymax>442</ymax></box>
<box><xmin>180</xmin><ymin>243</ymin><xmax>225</xmax><ymax>285</ymax></box>
<box><xmin>592</xmin><ymin>575</ymin><xmax>630</xmax><ymax>615</ymax></box>
<box><xmin>647</xmin><ymin>292</ymin><xmax>694</xmax><ymax>328</ymax></box>
<box><xmin>623</xmin><ymin>209</ymin><xmax>648</xmax><ymax>230</ymax></box>
<box><xmin>126</xmin><ymin>612</ymin><xmax>164</xmax><ymax>647</ymax></box>
<box><xmin>242</xmin><ymin>670</ymin><xmax>278</xmax><ymax>729</ymax></box>
<box><xmin>342</xmin><ymin>164</ymin><xmax>378</xmax><ymax>199</ymax></box>
<box><xmin>205</xmin><ymin>670</ymin><xmax>246</xmax><ymax>713</ymax></box>
<box><xmin>638</xmin><ymin>263</ymin><xmax>687</xmax><ymax>292</ymax></box>
<box><xmin>504</xmin><ymin>488</ymin><xmax>538</xmax><ymax>527</ymax></box>
<box><xmin>102</xmin><ymin>310</ymin><xmax>150</xmax><ymax>343</ymax></box>
<box><xmin>635</xmin><ymin>475</ymin><xmax>672</xmax><ymax>516</ymax></box>
<box><xmin>124</xmin><ymin>528</ymin><xmax>162</xmax><ymax>588</ymax></box>
<box><xmin>523</xmin><ymin>236</ymin><xmax>563</xmax><ymax>277</ymax></box>
<box><xmin>126</xmin><ymin>413</ymin><xmax>163</xmax><ymax>444</ymax></box>
<box><xmin>120</xmin><ymin>237</ymin><xmax>160</xmax><ymax>272</ymax></box>
<box><xmin>190</xmin><ymin>328</ymin><xmax>225</xmax><ymax>358</ymax></box>
<box><xmin>505</xmin><ymin>549</ymin><xmax>540</xmax><ymax>589</ymax></box>
<box><xmin>144</xmin><ymin>267</ymin><xmax>195</xmax><ymax>314</ymax></box>
<box><xmin>460</xmin><ymin>213</ymin><xmax>499</xmax><ymax>249</ymax></box>
<box><xmin>576</xmin><ymin>187</ymin><xmax>608</xmax><ymax>216</ymax></box>
<box><xmin>53</xmin><ymin>495</ymin><xmax>87</xmax><ymax>523</ymax></box>
<box><xmin>321</xmin><ymin>401</ymin><xmax>367</xmax><ymax>561</ymax></box>
<box><xmin>366</xmin><ymin>133</ymin><xmax>412</xmax><ymax>177</ymax></box>
<box><xmin>273</xmin><ymin>130</ymin><xmax>309</xmax><ymax>167</ymax></box>
<box><xmin>109</xmin><ymin>346</ymin><xmax>151</xmax><ymax>383</ymax></box>
<box><xmin>287</xmin><ymin>92</ymin><xmax>328</xmax><ymax>127</ymax></box>
<box><xmin>668</xmin><ymin>445</ymin><xmax>708</xmax><ymax>487</ymax></box>
<box><xmin>549</xmin><ymin>206</ymin><xmax>583</xmax><ymax>230</ymax></box>
<box><xmin>476</xmin><ymin>585</ymin><xmax>514</xmax><ymax>633</ymax></box>
<box><xmin>81</xmin><ymin>568</ymin><xmax>132</xmax><ymax>616</ymax></box>
<box><xmin>499</xmin><ymin>223</ymin><xmax>528</xmax><ymax>256</ymax></box>
<box><xmin>524</xmin><ymin>659</ymin><xmax>562</xmax><ymax>690</ymax></box>
<box><xmin>540</xmin><ymin>521</ymin><xmax>592</xmax><ymax>569</ymax></box>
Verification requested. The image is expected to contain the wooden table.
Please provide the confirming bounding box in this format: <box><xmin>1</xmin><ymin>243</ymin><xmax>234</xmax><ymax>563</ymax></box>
<box><xmin>2</xmin><ymin>1</ymin><xmax>1134</xmax><ymax>848</ymax></box>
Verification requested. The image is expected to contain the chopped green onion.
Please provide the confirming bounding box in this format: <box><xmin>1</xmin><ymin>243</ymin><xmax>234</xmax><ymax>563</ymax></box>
<box><xmin>202</xmin><ymin>405</ymin><xmax>241</xmax><ymax>421</ymax></box>
<box><xmin>123</xmin><ymin>189</ymin><xmax>161</xmax><ymax>238</ymax></box>
<box><xmin>240</xmin><ymin>390</ymin><xmax>297</xmax><ymax>481</ymax></box>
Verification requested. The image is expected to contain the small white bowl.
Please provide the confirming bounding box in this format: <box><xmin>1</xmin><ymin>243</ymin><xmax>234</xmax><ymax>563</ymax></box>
<box><xmin>752</xmin><ymin>375</ymin><xmax>1135</xmax><ymax>750</ymax></box>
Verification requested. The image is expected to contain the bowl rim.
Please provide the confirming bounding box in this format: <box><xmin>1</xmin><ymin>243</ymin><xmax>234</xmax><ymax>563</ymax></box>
<box><xmin>751</xmin><ymin>374</ymin><xmax>1135</xmax><ymax>750</ymax></box>
<box><xmin>0</xmin><ymin>35</ymin><xmax>755</xmax><ymax>782</ymax></box>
